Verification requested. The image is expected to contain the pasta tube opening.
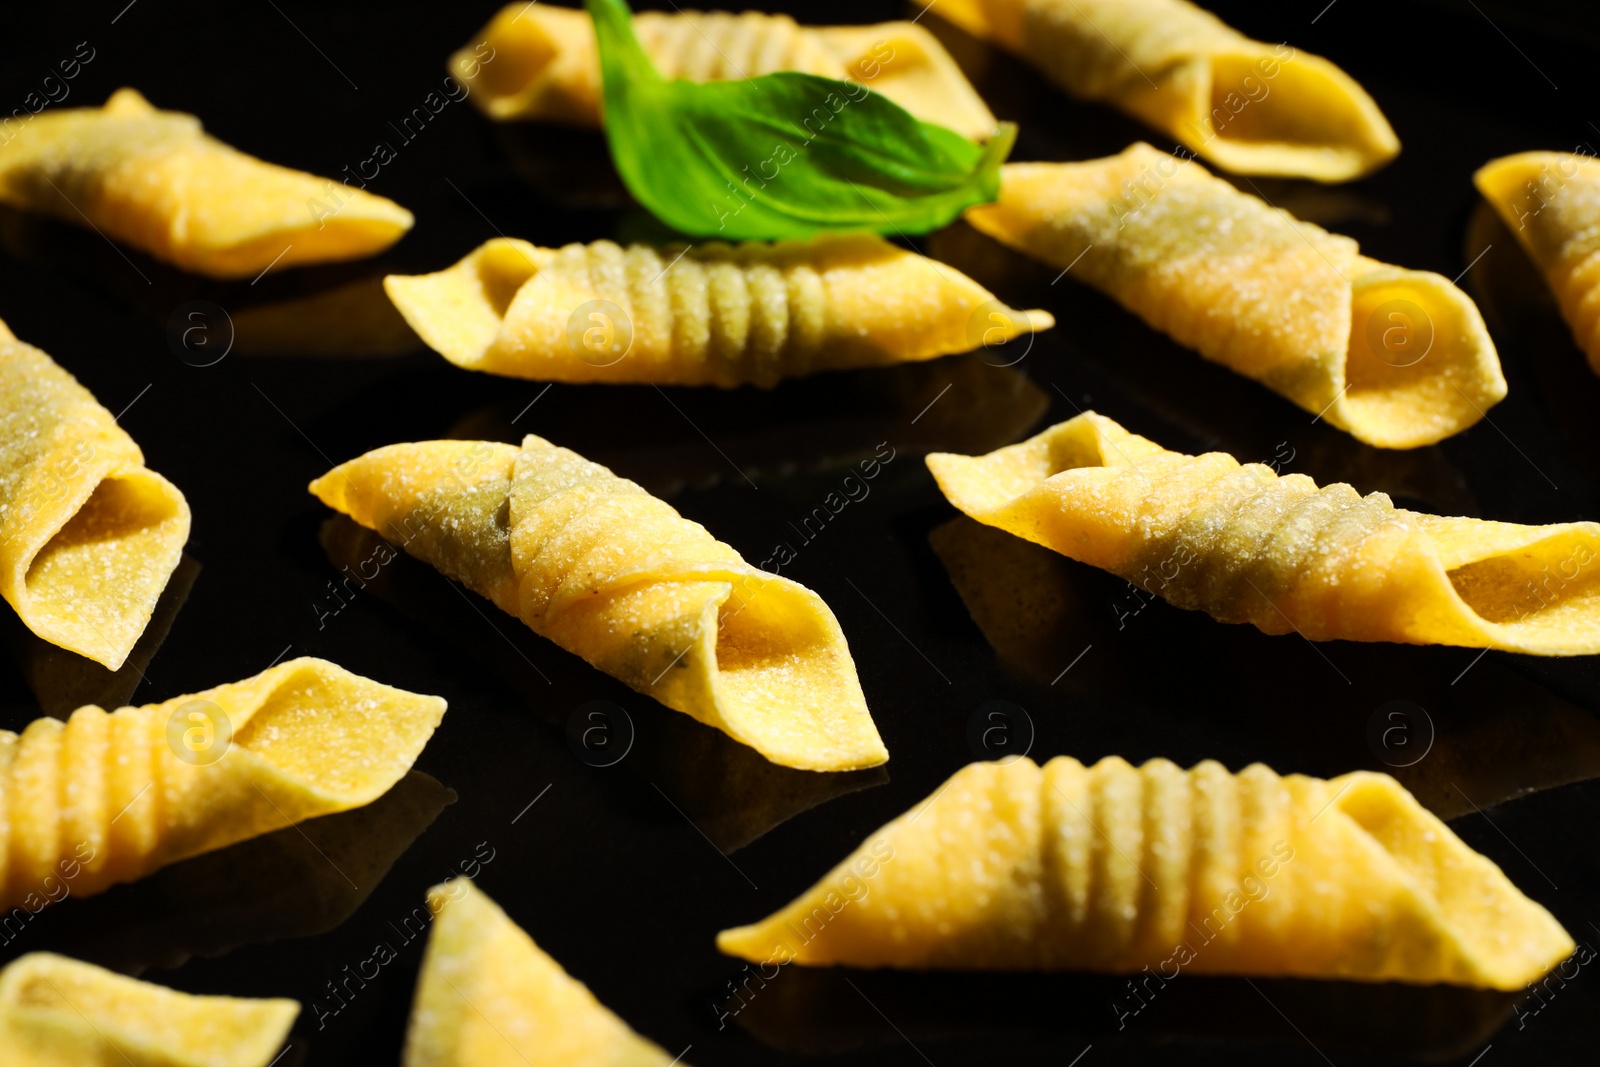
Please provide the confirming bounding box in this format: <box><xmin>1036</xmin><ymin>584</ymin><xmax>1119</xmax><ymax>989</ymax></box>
<box><xmin>929</xmin><ymin>413</ymin><xmax>1600</xmax><ymax>654</ymax></box>
<box><xmin>452</xmin><ymin>6</ymin><xmax>578</xmax><ymax>121</ymax></box>
<box><xmin>1330</xmin><ymin>774</ymin><xmax>1576</xmax><ymax>988</ymax></box>
<box><xmin>21</xmin><ymin>468</ymin><xmax>188</xmax><ymax>671</ymax></box>
<box><xmin>228</xmin><ymin>659</ymin><xmax>447</xmax><ymax>806</ymax></box>
<box><xmin>1443</xmin><ymin>531</ymin><xmax>1600</xmax><ymax>641</ymax></box>
<box><xmin>1194</xmin><ymin>51</ymin><xmax>1399</xmax><ymax>181</ymax></box>
<box><xmin>0</xmin><ymin>952</ymin><xmax>299</xmax><ymax>1067</ymax></box>
<box><xmin>387</xmin><ymin>236</ymin><xmax>1051</xmax><ymax>387</ymax></box>
<box><xmin>710</xmin><ymin>575</ymin><xmax>881</xmax><ymax>771</ymax></box>
<box><xmin>384</xmin><ymin>238</ymin><xmax>547</xmax><ymax>371</ymax></box>
<box><xmin>1339</xmin><ymin>268</ymin><xmax>1501</xmax><ymax>448</ymax></box>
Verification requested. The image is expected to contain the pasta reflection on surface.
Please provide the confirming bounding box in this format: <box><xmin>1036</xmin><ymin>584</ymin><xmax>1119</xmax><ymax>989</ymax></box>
<box><xmin>929</xmin><ymin>516</ymin><xmax>1100</xmax><ymax>686</ymax></box>
<box><xmin>0</xmin><ymin>770</ymin><xmax>453</xmax><ymax>976</ymax></box>
<box><xmin>0</xmin><ymin>205</ymin><xmax>419</xmax><ymax>358</ymax></box>
<box><xmin>0</xmin><ymin>554</ymin><xmax>197</xmax><ymax>720</ymax></box>
<box><xmin>317</xmin><ymin>516</ymin><xmax>885</xmax><ymax>851</ymax></box>
<box><xmin>1383</xmin><ymin>659</ymin><xmax>1600</xmax><ymax>819</ymax></box>
<box><xmin>445</xmin><ymin>354</ymin><xmax>1046</xmax><ymax>498</ymax></box>
<box><xmin>730</xmin><ymin>966</ymin><xmax>1511</xmax><ymax>1060</ymax></box>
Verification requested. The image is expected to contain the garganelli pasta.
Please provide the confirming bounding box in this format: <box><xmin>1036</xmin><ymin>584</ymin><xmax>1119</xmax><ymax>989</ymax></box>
<box><xmin>965</xmin><ymin>145</ymin><xmax>1505</xmax><ymax>448</ymax></box>
<box><xmin>934</xmin><ymin>0</ymin><xmax>1398</xmax><ymax>180</ymax></box>
<box><xmin>927</xmin><ymin>412</ymin><xmax>1600</xmax><ymax>654</ymax></box>
<box><xmin>0</xmin><ymin>319</ymin><xmax>188</xmax><ymax>670</ymax></box>
<box><xmin>405</xmin><ymin>879</ymin><xmax>685</xmax><ymax>1066</ymax></box>
<box><xmin>0</xmin><ymin>89</ymin><xmax>413</xmax><ymax>278</ymax></box>
<box><xmin>451</xmin><ymin>4</ymin><xmax>997</xmax><ymax>140</ymax></box>
<box><xmin>718</xmin><ymin>756</ymin><xmax>1574</xmax><ymax>989</ymax></box>
<box><xmin>310</xmin><ymin>436</ymin><xmax>887</xmax><ymax>771</ymax></box>
<box><xmin>1475</xmin><ymin>150</ymin><xmax>1600</xmax><ymax>372</ymax></box>
<box><xmin>0</xmin><ymin>953</ymin><xmax>297</xmax><ymax>1067</ymax></box>
<box><xmin>385</xmin><ymin>235</ymin><xmax>1052</xmax><ymax>387</ymax></box>
<box><xmin>0</xmin><ymin>658</ymin><xmax>445</xmax><ymax>912</ymax></box>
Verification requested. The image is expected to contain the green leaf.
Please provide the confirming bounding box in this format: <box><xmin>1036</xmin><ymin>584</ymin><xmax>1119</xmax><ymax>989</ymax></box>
<box><xmin>587</xmin><ymin>0</ymin><xmax>1013</xmax><ymax>241</ymax></box>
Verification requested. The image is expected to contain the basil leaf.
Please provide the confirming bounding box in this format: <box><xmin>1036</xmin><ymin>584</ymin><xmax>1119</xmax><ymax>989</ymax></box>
<box><xmin>587</xmin><ymin>0</ymin><xmax>1014</xmax><ymax>240</ymax></box>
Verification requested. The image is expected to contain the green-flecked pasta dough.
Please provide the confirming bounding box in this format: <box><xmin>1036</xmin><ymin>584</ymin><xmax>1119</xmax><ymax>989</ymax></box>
<box><xmin>965</xmin><ymin>146</ymin><xmax>1505</xmax><ymax>448</ymax></box>
<box><xmin>310</xmin><ymin>436</ymin><xmax>887</xmax><ymax>771</ymax></box>
<box><xmin>928</xmin><ymin>412</ymin><xmax>1600</xmax><ymax>654</ymax></box>
<box><xmin>718</xmin><ymin>756</ymin><xmax>1574</xmax><ymax>990</ymax></box>
<box><xmin>385</xmin><ymin>235</ymin><xmax>1052</xmax><ymax>387</ymax></box>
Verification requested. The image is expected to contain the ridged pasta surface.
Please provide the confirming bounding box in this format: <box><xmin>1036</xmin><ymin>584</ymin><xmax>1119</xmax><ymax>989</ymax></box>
<box><xmin>384</xmin><ymin>236</ymin><xmax>1050</xmax><ymax>388</ymax></box>
<box><xmin>0</xmin><ymin>658</ymin><xmax>444</xmax><ymax>913</ymax></box>
<box><xmin>966</xmin><ymin>147</ymin><xmax>1504</xmax><ymax>448</ymax></box>
<box><xmin>1476</xmin><ymin>151</ymin><xmax>1600</xmax><ymax>372</ymax></box>
<box><xmin>310</xmin><ymin>437</ymin><xmax>886</xmax><ymax>770</ymax></box>
<box><xmin>718</xmin><ymin>756</ymin><xmax>1575</xmax><ymax>988</ymax></box>
<box><xmin>450</xmin><ymin>5</ymin><xmax>996</xmax><ymax>139</ymax></box>
<box><xmin>928</xmin><ymin>412</ymin><xmax>1600</xmax><ymax>654</ymax></box>
<box><xmin>0</xmin><ymin>321</ymin><xmax>188</xmax><ymax>670</ymax></box>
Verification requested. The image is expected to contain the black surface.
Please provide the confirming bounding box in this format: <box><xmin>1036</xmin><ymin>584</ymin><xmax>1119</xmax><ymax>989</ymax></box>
<box><xmin>2</xmin><ymin>1</ymin><xmax>1599</xmax><ymax>1063</ymax></box>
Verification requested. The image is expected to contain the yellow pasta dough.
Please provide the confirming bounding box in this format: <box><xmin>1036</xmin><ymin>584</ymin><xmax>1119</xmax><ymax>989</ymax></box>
<box><xmin>0</xmin><ymin>89</ymin><xmax>412</xmax><ymax>278</ymax></box>
<box><xmin>0</xmin><ymin>319</ymin><xmax>188</xmax><ymax>670</ymax></box>
<box><xmin>1475</xmin><ymin>150</ymin><xmax>1600</xmax><ymax>372</ymax></box>
<box><xmin>965</xmin><ymin>145</ymin><xmax>1505</xmax><ymax>448</ymax></box>
<box><xmin>385</xmin><ymin>235</ymin><xmax>1052</xmax><ymax>387</ymax></box>
<box><xmin>0</xmin><ymin>952</ymin><xmax>297</xmax><ymax>1067</ymax></box>
<box><xmin>452</xmin><ymin>4</ymin><xmax>997</xmax><ymax>140</ymax></box>
<box><xmin>310</xmin><ymin>436</ymin><xmax>885</xmax><ymax>770</ymax></box>
<box><xmin>0</xmin><ymin>657</ymin><xmax>445</xmax><ymax>912</ymax></box>
<box><xmin>935</xmin><ymin>0</ymin><xmax>1397</xmax><ymax>180</ymax></box>
<box><xmin>718</xmin><ymin>756</ymin><xmax>1574</xmax><ymax>989</ymax></box>
<box><xmin>405</xmin><ymin>879</ymin><xmax>683</xmax><ymax>1066</ymax></box>
<box><xmin>927</xmin><ymin>411</ymin><xmax>1600</xmax><ymax>654</ymax></box>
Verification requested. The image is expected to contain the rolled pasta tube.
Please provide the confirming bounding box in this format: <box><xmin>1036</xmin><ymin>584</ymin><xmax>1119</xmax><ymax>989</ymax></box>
<box><xmin>406</xmin><ymin>879</ymin><xmax>684</xmax><ymax>1066</ymax></box>
<box><xmin>451</xmin><ymin>4</ymin><xmax>998</xmax><ymax>141</ymax></box>
<box><xmin>927</xmin><ymin>411</ymin><xmax>1600</xmax><ymax>654</ymax></box>
<box><xmin>0</xmin><ymin>953</ymin><xmax>297</xmax><ymax>1067</ymax></box>
<box><xmin>718</xmin><ymin>755</ymin><xmax>1574</xmax><ymax>989</ymax></box>
<box><xmin>934</xmin><ymin>0</ymin><xmax>1398</xmax><ymax>180</ymax></box>
<box><xmin>0</xmin><ymin>657</ymin><xmax>445</xmax><ymax>912</ymax></box>
<box><xmin>309</xmin><ymin>436</ymin><xmax>886</xmax><ymax>771</ymax></box>
<box><xmin>965</xmin><ymin>146</ymin><xmax>1505</xmax><ymax>448</ymax></box>
<box><xmin>1475</xmin><ymin>150</ymin><xmax>1600</xmax><ymax>373</ymax></box>
<box><xmin>0</xmin><ymin>89</ymin><xmax>412</xmax><ymax>279</ymax></box>
<box><xmin>0</xmin><ymin>319</ymin><xmax>188</xmax><ymax>670</ymax></box>
<box><xmin>384</xmin><ymin>235</ymin><xmax>1052</xmax><ymax>387</ymax></box>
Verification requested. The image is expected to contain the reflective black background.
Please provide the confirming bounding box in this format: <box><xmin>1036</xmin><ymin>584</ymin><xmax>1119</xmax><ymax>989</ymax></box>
<box><xmin>3</xmin><ymin>1</ymin><xmax>1600</xmax><ymax>1063</ymax></box>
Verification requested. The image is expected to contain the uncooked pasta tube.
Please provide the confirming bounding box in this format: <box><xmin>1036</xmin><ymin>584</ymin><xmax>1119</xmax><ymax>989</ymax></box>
<box><xmin>965</xmin><ymin>145</ymin><xmax>1505</xmax><ymax>448</ymax></box>
<box><xmin>927</xmin><ymin>412</ymin><xmax>1600</xmax><ymax>654</ymax></box>
<box><xmin>0</xmin><ymin>89</ymin><xmax>412</xmax><ymax>278</ymax></box>
<box><xmin>718</xmin><ymin>755</ymin><xmax>1574</xmax><ymax>989</ymax></box>
<box><xmin>310</xmin><ymin>435</ymin><xmax>887</xmax><ymax>770</ymax></box>
<box><xmin>451</xmin><ymin>4</ymin><xmax>997</xmax><ymax>140</ymax></box>
<box><xmin>934</xmin><ymin>0</ymin><xmax>1398</xmax><ymax>179</ymax></box>
<box><xmin>384</xmin><ymin>235</ymin><xmax>1052</xmax><ymax>387</ymax></box>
